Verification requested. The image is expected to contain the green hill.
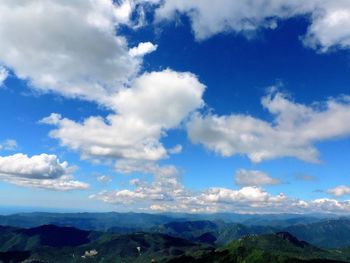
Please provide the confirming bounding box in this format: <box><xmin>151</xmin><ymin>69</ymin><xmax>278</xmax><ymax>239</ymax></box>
<box><xmin>170</xmin><ymin>232</ymin><xmax>350</xmax><ymax>263</ymax></box>
<box><xmin>0</xmin><ymin>225</ymin><xmax>211</xmax><ymax>263</ymax></box>
<box><xmin>1</xmin><ymin>223</ymin><xmax>350</xmax><ymax>263</ymax></box>
<box><xmin>152</xmin><ymin>220</ymin><xmax>276</xmax><ymax>245</ymax></box>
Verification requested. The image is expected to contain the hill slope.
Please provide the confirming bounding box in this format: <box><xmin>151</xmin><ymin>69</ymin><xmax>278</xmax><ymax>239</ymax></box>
<box><xmin>285</xmin><ymin>218</ymin><xmax>350</xmax><ymax>248</ymax></box>
<box><xmin>152</xmin><ymin>220</ymin><xmax>276</xmax><ymax>245</ymax></box>
<box><xmin>171</xmin><ymin>232</ymin><xmax>350</xmax><ymax>263</ymax></box>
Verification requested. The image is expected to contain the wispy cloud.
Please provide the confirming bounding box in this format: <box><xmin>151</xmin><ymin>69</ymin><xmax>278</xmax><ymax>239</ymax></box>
<box><xmin>0</xmin><ymin>139</ymin><xmax>17</xmax><ymax>151</ymax></box>
<box><xmin>234</xmin><ymin>169</ymin><xmax>281</xmax><ymax>186</ymax></box>
<box><xmin>327</xmin><ymin>185</ymin><xmax>350</xmax><ymax>197</ymax></box>
<box><xmin>0</xmin><ymin>66</ymin><xmax>8</xmax><ymax>87</ymax></box>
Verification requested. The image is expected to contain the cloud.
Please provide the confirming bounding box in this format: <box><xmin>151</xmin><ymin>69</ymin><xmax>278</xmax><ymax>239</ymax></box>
<box><xmin>153</xmin><ymin>0</ymin><xmax>310</xmax><ymax>40</ymax></box>
<box><xmin>303</xmin><ymin>1</ymin><xmax>350</xmax><ymax>51</ymax></box>
<box><xmin>327</xmin><ymin>185</ymin><xmax>350</xmax><ymax>197</ymax></box>
<box><xmin>295</xmin><ymin>174</ymin><xmax>317</xmax><ymax>182</ymax></box>
<box><xmin>97</xmin><ymin>175</ymin><xmax>112</xmax><ymax>184</ymax></box>
<box><xmin>0</xmin><ymin>0</ymin><xmax>140</xmax><ymax>107</ymax></box>
<box><xmin>129</xmin><ymin>42</ymin><xmax>158</xmax><ymax>57</ymax></box>
<box><xmin>151</xmin><ymin>0</ymin><xmax>350</xmax><ymax>51</ymax></box>
<box><xmin>234</xmin><ymin>169</ymin><xmax>281</xmax><ymax>186</ymax></box>
<box><xmin>92</xmin><ymin>165</ymin><xmax>350</xmax><ymax>213</ymax></box>
<box><xmin>0</xmin><ymin>66</ymin><xmax>8</xmax><ymax>87</ymax></box>
<box><xmin>187</xmin><ymin>90</ymin><xmax>350</xmax><ymax>163</ymax></box>
<box><xmin>42</xmin><ymin>69</ymin><xmax>205</xmax><ymax>169</ymax></box>
<box><xmin>91</xmin><ymin>163</ymin><xmax>187</xmax><ymax>205</ymax></box>
<box><xmin>114</xmin><ymin>0</ymin><xmax>134</xmax><ymax>24</ymax></box>
<box><xmin>0</xmin><ymin>153</ymin><xmax>88</xmax><ymax>191</ymax></box>
<box><xmin>306</xmin><ymin>198</ymin><xmax>350</xmax><ymax>213</ymax></box>
<box><xmin>168</xmin><ymin>145</ymin><xmax>182</xmax><ymax>154</ymax></box>
<box><xmin>91</xmin><ymin>160</ymin><xmax>290</xmax><ymax>213</ymax></box>
<box><xmin>8</xmin><ymin>175</ymin><xmax>90</xmax><ymax>191</ymax></box>
<box><xmin>92</xmin><ymin>163</ymin><xmax>350</xmax><ymax>213</ymax></box>
<box><xmin>200</xmin><ymin>187</ymin><xmax>287</xmax><ymax>209</ymax></box>
<box><xmin>0</xmin><ymin>139</ymin><xmax>18</xmax><ymax>151</ymax></box>
<box><xmin>115</xmin><ymin>159</ymin><xmax>179</xmax><ymax>176</ymax></box>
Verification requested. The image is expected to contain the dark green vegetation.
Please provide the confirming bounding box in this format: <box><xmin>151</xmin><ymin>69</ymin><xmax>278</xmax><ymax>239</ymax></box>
<box><xmin>171</xmin><ymin>232</ymin><xmax>350</xmax><ymax>263</ymax></box>
<box><xmin>1</xmin><ymin>213</ymin><xmax>350</xmax><ymax>262</ymax></box>
<box><xmin>0</xmin><ymin>225</ymin><xmax>211</xmax><ymax>263</ymax></box>
<box><xmin>151</xmin><ymin>220</ymin><xmax>276</xmax><ymax>245</ymax></box>
<box><xmin>0</xmin><ymin>225</ymin><xmax>90</xmax><ymax>251</ymax></box>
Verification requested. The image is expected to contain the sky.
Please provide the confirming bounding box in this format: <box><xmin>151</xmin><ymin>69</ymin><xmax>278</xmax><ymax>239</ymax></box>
<box><xmin>0</xmin><ymin>0</ymin><xmax>350</xmax><ymax>214</ymax></box>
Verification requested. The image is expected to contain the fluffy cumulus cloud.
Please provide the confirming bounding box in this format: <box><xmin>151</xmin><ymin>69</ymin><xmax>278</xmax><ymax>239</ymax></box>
<box><xmin>0</xmin><ymin>1</ymin><xmax>207</xmax><ymax>177</ymax></box>
<box><xmin>91</xmin><ymin>167</ymin><xmax>350</xmax><ymax>213</ymax></box>
<box><xmin>129</xmin><ymin>42</ymin><xmax>158</xmax><ymax>57</ymax></box>
<box><xmin>304</xmin><ymin>1</ymin><xmax>350</xmax><ymax>51</ymax></box>
<box><xmin>92</xmin><ymin>164</ymin><xmax>186</xmax><ymax>205</ymax></box>
<box><xmin>0</xmin><ymin>153</ymin><xmax>88</xmax><ymax>191</ymax></box>
<box><xmin>187</xmin><ymin>91</ymin><xmax>350</xmax><ymax>163</ymax></box>
<box><xmin>92</xmin><ymin>157</ymin><xmax>291</xmax><ymax>213</ymax></box>
<box><xmin>4</xmin><ymin>0</ymin><xmax>350</xmax><ymax>213</ymax></box>
<box><xmin>0</xmin><ymin>0</ymin><xmax>141</xmax><ymax>107</ymax></box>
<box><xmin>91</xmin><ymin>166</ymin><xmax>288</xmax><ymax>213</ymax></box>
<box><xmin>42</xmin><ymin>69</ymin><xmax>205</xmax><ymax>171</ymax></box>
<box><xmin>327</xmin><ymin>185</ymin><xmax>350</xmax><ymax>197</ymax></box>
<box><xmin>148</xmin><ymin>0</ymin><xmax>350</xmax><ymax>51</ymax></box>
<box><xmin>234</xmin><ymin>169</ymin><xmax>281</xmax><ymax>186</ymax></box>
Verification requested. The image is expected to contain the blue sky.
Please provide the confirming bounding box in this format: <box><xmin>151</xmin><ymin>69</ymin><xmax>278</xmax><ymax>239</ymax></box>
<box><xmin>0</xmin><ymin>0</ymin><xmax>350</xmax><ymax>213</ymax></box>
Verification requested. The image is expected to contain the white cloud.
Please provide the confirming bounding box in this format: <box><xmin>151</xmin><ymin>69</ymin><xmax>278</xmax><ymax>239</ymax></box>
<box><xmin>0</xmin><ymin>153</ymin><xmax>68</xmax><ymax>179</ymax></box>
<box><xmin>0</xmin><ymin>0</ymin><xmax>140</xmax><ymax>107</ymax></box>
<box><xmin>0</xmin><ymin>66</ymin><xmax>8</xmax><ymax>87</ymax></box>
<box><xmin>0</xmin><ymin>139</ymin><xmax>17</xmax><ymax>151</ymax></box>
<box><xmin>201</xmin><ymin>186</ymin><xmax>286</xmax><ymax>205</ymax></box>
<box><xmin>129</xmin><ymin>42</ymin><xmax>158</xmax><ymax>57</ymax></box>
<box><xmin>168</xmin><ymin>145</ymin><xmax>182</xmax><ymax>154</ymax></box>
<box><xmin>97</xmin><ymin>175</ymin><xmax>112</xmax><ymax>183</ymax></box>
<box><xmin>152</xmin><ymin>0</ymin><xmax>315</xmax><ymax>40</ymax></box>
<box><xmin>90</xmin><ymin>155</ymin><xmax>350</xmax><ymax>213</ymax></box>
<box><xmin>113</xmin><ymin>0</ymin><xmax>134</xmax><ymax>24</ymax></box>
<box><xmin>150</xmin><ymin>0</ymin><xmax>350</xmax><ymax>51</ymax></box>
<box><xmin>115</xmin><ymin>159</ymin><xmax>179</xmax><ymax>177</ymax></box>
<box><xmin>92</xmin><ymin>169</ymin><xmax>350</xmax><ymax>213</ymax></box>
<box><xmin>42</xmin><ymin>69</ymin><xmax>205</xmax><ymax>168</ymax></box>
<box><xmin>0</xmin><ymin>153</ymin><xmax>88</xmax><ymax>191</ymax></box>
<box><xmin>91</xmin><ymin>163</ymin><xmax>187</xmax><ymax>205</ymax></box>
<box><xmin>234</xmin><ymin>169</ymin><xmax>281</xmax><ymax>186</ymax></box>
<box><xmin>306</xmin><ymin>198</ymin><xmax>350</xmax><ymax>213</ymax></box>
<box><xmin>303</xmin><ymin>1</ymin><xmax>350</xmax><ymax>51</ymax></box>
<box><xmin>9</xmin><ymin>175</ymin><xmax>89</xmax><ymax>191</ymax></box>
<box><xmin>187</xmin><ymin>91</ymin><xmax>350</xmax><ymax>163</ymax></box>
<box><xmin>327</xmin><ymin>185</ymin><xmax>350</xmax><ymax>197</ymax></box>
<box><xmin>91</xmin><ymin>160</ymin><xmax>291</xmax><ymax>213</ymax></box>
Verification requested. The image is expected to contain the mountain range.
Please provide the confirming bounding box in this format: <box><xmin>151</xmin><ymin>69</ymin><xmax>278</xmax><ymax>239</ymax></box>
<box><xmin>1</xmin><ymin>212</ymin><xmax>350</xmax><ymax>262</ymax></box>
